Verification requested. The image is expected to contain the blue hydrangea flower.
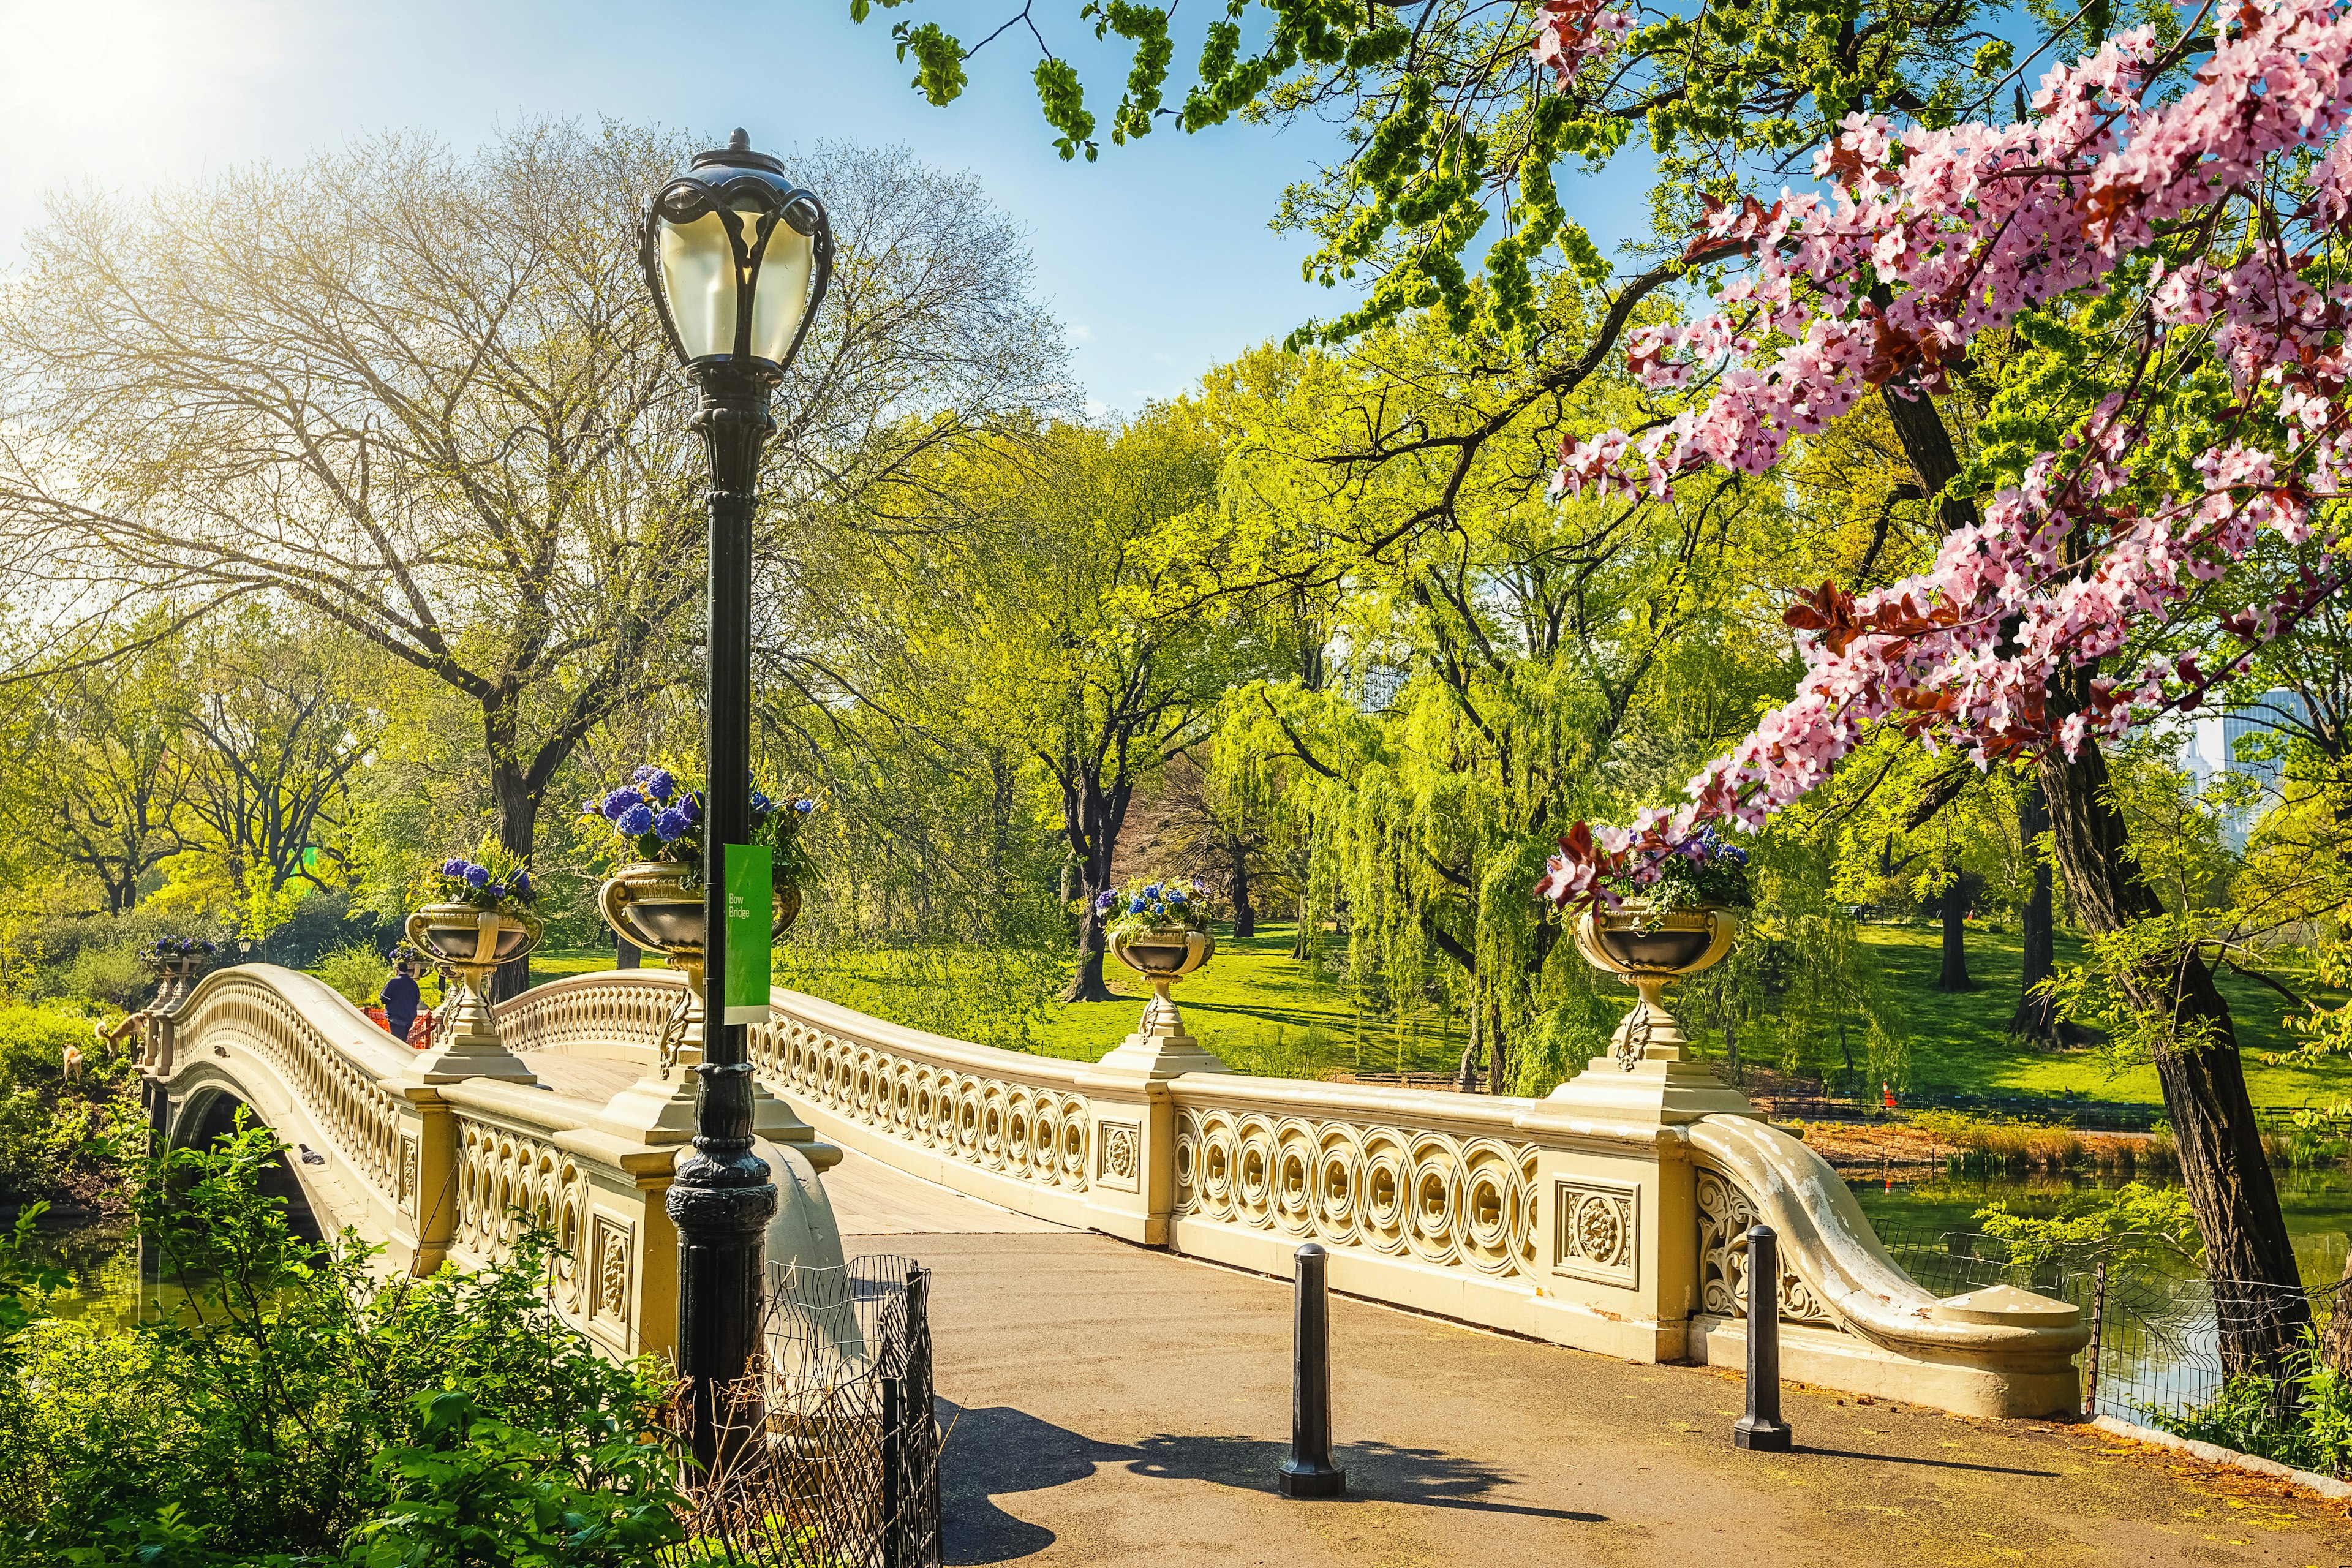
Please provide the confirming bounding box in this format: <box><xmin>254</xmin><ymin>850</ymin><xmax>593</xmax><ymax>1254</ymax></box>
<box><xmin>513</xmin><ymin>871</ymin><xmax>532</xmax><ymax>895</ymax></box>
<box><xmin>481</xmin><ymin>881</ymin><xmax>506</xmax><ymax>899</ymax></box>
<box><xmin>679</xmin><ymin>792</ymin><xmax>701</xmax><ymax>823</ymax></box>
<box><xmin>1093</xmin><ymin>889</ymin><xmax>1115</xmax><ymax>913</ymax></box>
<box><xmin>654</xmin><ymin>804</ymin><xmax>693</xmax><ymax>842</ymax></box>
<box><xmin>601</xmin><ymin>786</ymin><xmax>641</xmax><ymax>821</ymax></box>
<box><xmin>462</xmin><ymin>864</ymin><xmax>489</xmax><ymax>888</ymax></box>
<box><xmin>647</xmin><ymin>769</ymin><xmax>675</xmax><ymax>803</ymax></box>
<box><xmin>440</xmin><ymin>858</ymin><xmax>464</xmax><ymax>877</ymax></box>
<box><xmin>631</xmin><ymin>764</ymin><xmax>657</xmax><ymax>782</ymax></box>
<box><xmin>1128</xmin><ymin>897</ymin><xmax>1146</xmax><ymax>914</ymax></box>
<box><xmin>794</xmin><ymin>799</ymin><xmax>816</xmax><ymax>813</ymax></box>
<box><xmin>617</xmin><ymin>802</ymin><xmax>655</xmax><ymax>837</ymax></box>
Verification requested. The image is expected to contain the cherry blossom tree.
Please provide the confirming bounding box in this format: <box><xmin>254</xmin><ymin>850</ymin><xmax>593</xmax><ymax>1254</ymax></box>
<box><xmin>1534</xmin><ymin>0</ymin><xmax>2352</xmax><ymax>1366</ymax></box>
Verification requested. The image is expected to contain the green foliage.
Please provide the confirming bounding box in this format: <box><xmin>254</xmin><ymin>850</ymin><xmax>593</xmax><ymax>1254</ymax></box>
<box><xmin>2148</xmin><ymin>1332</ymin><xmax>2352</xmax><ymax>1479</ymax></box>
<box><xmin>845</xmin><ymin>0</ymin><xmax>2075</xmax><ymax>349</ymax></box>
<box><xmin>1972</xmin><ymin>1180</ymin><xmax>2201</xmax><ymax>1271</ymax></box>
<box><xmin>0</xmin><ymin>1120</ymin><xmax>689</xmax><ymax>1564</ymax></box>
<box><xmin>314</xmin><ymin>943</ymin><xmax>393</xmax><ymax>1009</ymax></box>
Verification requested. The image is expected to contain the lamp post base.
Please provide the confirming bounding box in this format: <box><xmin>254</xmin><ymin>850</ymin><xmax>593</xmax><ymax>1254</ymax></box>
<box><xmin>1277</xmin><ymin>1461</ymin><xmax>1348</xmax><ymax>1498</ymax></box>
<box><xmin>1733</xmin><ymin>1417</ymin><xmax>1793</xmax><ymax>1452</ymax></box>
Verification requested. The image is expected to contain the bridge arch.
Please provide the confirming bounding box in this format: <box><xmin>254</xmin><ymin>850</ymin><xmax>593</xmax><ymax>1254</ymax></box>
<box><xmin>160</xmin><ymin>1079</ymin><xmax>328</xmax><ymax>1245</ymax></box>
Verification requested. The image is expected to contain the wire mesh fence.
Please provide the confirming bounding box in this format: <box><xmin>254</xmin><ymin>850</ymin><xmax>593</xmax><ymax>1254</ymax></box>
<box><xmin>667</xmin><ymin>1254</ymin><xmax>941</xmax><ymax>1567</ymax></box>
<box><xmin>1875</xmin><ymin>1223</ymin><xmax>2352</xmax><ymax>1476</ymax></box>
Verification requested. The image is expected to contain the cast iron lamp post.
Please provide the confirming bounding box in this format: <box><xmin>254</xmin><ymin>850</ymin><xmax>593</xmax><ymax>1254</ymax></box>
<box><xmin>639</xmin><ymin>129</ymin><xmax>832</xmax><ymax>1468</ymax></box>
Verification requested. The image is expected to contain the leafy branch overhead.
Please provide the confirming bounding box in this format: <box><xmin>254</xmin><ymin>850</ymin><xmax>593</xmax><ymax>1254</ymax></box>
<box><xmin>846</xmin><ymin>0</ymin><xmax>2039</xmax><ymax>347</ymax></box>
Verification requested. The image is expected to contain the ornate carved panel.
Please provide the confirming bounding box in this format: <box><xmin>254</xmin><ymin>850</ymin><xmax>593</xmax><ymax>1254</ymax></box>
<box><xmin>1095</xmin><ymin>1121</ymin><xmax>1140</xmax><ymax>1193</ymax></box>
<box><xmin>397</xmin><ymin>1132</ymin><xmax>420</xmax><ymax>1217</ymax></box>
<box><xmin>1549</xmin><ymin>1176</ymin><xmax>1638</xmax><ymax>1287</ymax></box>
<box><xmin>1694</xmin><ymin>1168</ymin><xmax>1839</xmax><ymax>1328</ymax></box>
<box><xmin>591</xmin><ymin>1215</ymin><xmax>631</xmax><ymax>1330</ymax></box>
<box><xmin>1173</xmin><ymin>1104</ymin><xmax>1540</xmax><ymax>1278</ymax></box>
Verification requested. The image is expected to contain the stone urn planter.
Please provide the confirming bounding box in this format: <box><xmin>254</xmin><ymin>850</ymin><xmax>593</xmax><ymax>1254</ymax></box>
<box><xmin>595</xmin><ymin>860</ymin><xmax>804</xmax><ymax>982</ymax></box>
<box><xmin>1109</xmin><ymin>925</ymin><xmax>1215</xmax><ymax>986</ymax></box>
<box><xmin>400</xmin><ymin>902</ymin><xmax>545</xmax><ymax>1082</ymax></box>
<box><xmin>1575</xmin><ymin>904</ymin><xmax>1739</xmax><ymax>1072</ymax></box>
<box><xmin>140</xmin><ymin>947</ymin><xmax>213</xmax><ymax>1012</ymax></box>
<box><xmin>596</xmin><ymin>860</ymin><xmax>804</xmax><ymax>1079</ymax></box>
<box><xmin>1099</xmin><ymin>925</ymin><xmax>1228</xmax><ymax>1077</ymax></box>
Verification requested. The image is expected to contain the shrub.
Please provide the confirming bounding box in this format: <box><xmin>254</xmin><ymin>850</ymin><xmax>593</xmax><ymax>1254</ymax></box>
<box><xmin>62</xmin><ymin>938</ymin><xmax>149</xmax><ymax>1009</ymax></box>
<box><xmin>315</xmin><ymin>941</ymin><xmax>393</xmax><ymax>1008</ymax></box>
<box><xmin>0</xmin><ymin>1003</ymin><xmax>106</xmax><ymax>1090</ymax></box>
<box><xmin>2150</xmin><ymin>1332</ymin><xmax>2352</xmax><ymax>1478</ymax></box>
<box><xmin>0</xmin><ymin>1120</ymin><xmax>690</xmax><ymax>1562</ymax></box>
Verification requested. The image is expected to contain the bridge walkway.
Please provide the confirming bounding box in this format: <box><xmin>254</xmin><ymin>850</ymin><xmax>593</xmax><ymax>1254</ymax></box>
<box><xmin>840</xmin><ymin>1161</ymin><xmax>2345</xmax><ymax>1568</ymax></box>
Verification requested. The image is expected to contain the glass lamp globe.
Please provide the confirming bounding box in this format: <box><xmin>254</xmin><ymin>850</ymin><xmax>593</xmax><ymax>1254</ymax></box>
<box><xmin>641</xmin><ymin>130</ymin><xmax>832</xmax><ymax>378</ymax></box>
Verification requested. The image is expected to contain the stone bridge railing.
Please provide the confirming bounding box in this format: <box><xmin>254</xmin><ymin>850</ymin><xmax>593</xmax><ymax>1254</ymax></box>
<box><xmin>149</xmin><ymin>965</ymin><xmax>688</xmax><ymax>1362</ymax></box>
<box><xmin>734</xmin><ymin>979</ymin><xmax>2087</xmax><ymax>1419</ymax></box>
<box><xmin>155</xmin><ymin>965</ymin><xmax>2087</xmax><ymax>1417</ymax></box>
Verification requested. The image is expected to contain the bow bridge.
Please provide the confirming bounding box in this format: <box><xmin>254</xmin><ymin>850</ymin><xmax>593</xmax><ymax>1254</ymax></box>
<box><xmin>130</xmin><ymin>963</ymin><xmax>2089</xmax><ymax>1416</ymax></box>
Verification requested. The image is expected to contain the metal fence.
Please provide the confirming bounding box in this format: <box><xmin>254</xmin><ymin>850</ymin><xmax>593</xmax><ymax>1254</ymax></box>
<box><xmin>669</xmin><ymin>1254</ymin><xmax>941</xmax><ymax>1567</ymax></box>
<box><xmin>1877</xmin><ymin>1227</ymin><xmax>2352</xmax><ymax>1475</ymax></box>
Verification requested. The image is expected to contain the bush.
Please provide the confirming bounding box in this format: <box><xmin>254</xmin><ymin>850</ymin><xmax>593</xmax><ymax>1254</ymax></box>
<box><xmin>2150</xmin><ymin>1332</ymin><xmax>2352</xmax><ymax>1478</ymax></box>
<box><xmin>0</xmin><ymin>1004</ymin><xmax>100</xmax><ymax>1089</ymax></box>
<box><xmin>315</xmin><ymin>942</ymin><xmax>393</xmax><ymax>1008</ymax></box>
<box><xmin>19</xmin><ymin>908</ymin><xmax>214</xmax><ymax>1006</ymax></box>
<box><xmin>0</xmin><ymin>1121</ymin><xmax>691</xmax><ymax>1562</ymax></box>
<box><xmin>62</xmin><ymin>939</ymin><xmax>148</xmax><ymax>1010</ymax></box>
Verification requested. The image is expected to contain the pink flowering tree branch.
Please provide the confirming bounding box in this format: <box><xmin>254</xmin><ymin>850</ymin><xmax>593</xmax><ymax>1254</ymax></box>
<box><xmin>1536</xmin><ymin>0</ymin><xmax>2352</xmax><ymax>911</ymax></box>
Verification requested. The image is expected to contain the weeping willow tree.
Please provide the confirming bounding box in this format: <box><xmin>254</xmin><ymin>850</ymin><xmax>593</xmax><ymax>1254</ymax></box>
<box><xmin>1167</xmin><ymin>276</ymin><xmax>1957</xmax><ymax>1091</ymax></box>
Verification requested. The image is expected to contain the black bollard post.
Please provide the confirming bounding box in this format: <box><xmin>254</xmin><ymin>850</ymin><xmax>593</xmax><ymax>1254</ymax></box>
<box><xmin>1278</xmin><ymin>1242</ymin><xmax>1347</xmax><ymax>1498</ymax></box>
<box><xmin>1733</xmin><ymin>1223</ymin><xmax>1793</xmax><ymax>1452</ymax></box>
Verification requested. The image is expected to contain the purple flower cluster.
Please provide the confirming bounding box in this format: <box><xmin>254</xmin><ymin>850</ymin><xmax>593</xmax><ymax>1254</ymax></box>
<box><xmin>586</xmin><ymin>766</ymin><xmax>704</xmax><ymax>846</ymax></box>
<box><xmin>436</xmin><ymin>858</ymin><xmax>531</xmax><ymax>900</ymax></box>
<box><xmin>140</xmin><ymin>935</ymin><xmax>216</xmax><ymax>962</ymax></box>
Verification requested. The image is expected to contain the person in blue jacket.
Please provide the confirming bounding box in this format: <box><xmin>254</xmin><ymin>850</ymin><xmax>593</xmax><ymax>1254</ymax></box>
<box><xmin>381</xmin><ymin>957</ymin><xmax>422</xmax><ymax>1044</ymax></box>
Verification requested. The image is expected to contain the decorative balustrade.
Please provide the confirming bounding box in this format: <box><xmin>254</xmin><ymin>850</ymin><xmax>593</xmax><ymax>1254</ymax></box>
<box><xmin>496</xmin><ymin>970</ymin><xmax>684</xmax><ymax>1065</ymax></box>
<box><xmin>156</xmin><ymin>964</ymin><xmax>688</xmax><ymax>1359</ymax></box>
<box><xmin>748</xmin><ymin>990</ymin><xmax>1125</xmax><ymax>1235</ymax></box>
<box><xmin>172</xmin><ymin>969</ymin><xmax>415</xmax><ymax>1209</ymax></box>
<box><xmin>157</xmin><ymin>964</ymin><xmax>2091</xmax><ymax>1415</ymax></box>
<box><xmin>1172</xmin><ymin>1098</ymin><xmax>1542</xmax><ymax>1279</ymax></box>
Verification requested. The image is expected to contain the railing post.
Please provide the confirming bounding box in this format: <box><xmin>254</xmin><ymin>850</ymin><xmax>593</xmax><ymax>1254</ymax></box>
<box><xmin>1278</xmin><ymin>1242</ymin><xmax>1346</xmax><ymax>1498</ymax></box>
<box><xmin>881</xmin><ymin>1374</ymin><xmax>905</xmax><ymax>1568</ymax></box>
<box><xmin>2084</xmin><ymin>1259</ymin><xmax>2108</xmax><ymax>1417</ymax></box>
<box><xmin>1734</xmin><ymin>1223</ymin><xmax>1793</xmax><ymax>1452</ymax></box>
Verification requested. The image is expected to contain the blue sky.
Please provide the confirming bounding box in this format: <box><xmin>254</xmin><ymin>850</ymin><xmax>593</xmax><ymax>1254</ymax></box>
<box><xmin>0</xmin><ymin>0</ymin><xmax>1646</xmax><ymax>412</ymax></box>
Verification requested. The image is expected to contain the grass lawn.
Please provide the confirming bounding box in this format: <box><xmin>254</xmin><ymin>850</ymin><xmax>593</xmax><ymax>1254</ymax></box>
<box><xmin>1857</xmin><ymin>924</ymin><xmax>2346</xmax><ymax>1107</ymax></box>
<box><xmin>518</xmin><ymin>920</ymin><xmax>2350</xmax><ymax>1109</ymax></box>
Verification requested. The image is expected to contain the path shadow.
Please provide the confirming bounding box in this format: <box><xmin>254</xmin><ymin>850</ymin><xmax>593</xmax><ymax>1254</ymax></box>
<box><xmin>938</xmin><ymin>1403</ymin><xmax>1602</xmax><ymax>1566</ymax></box>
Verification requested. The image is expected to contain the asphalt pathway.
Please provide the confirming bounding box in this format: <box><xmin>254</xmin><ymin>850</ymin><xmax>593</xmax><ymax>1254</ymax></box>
<box><xmin>834</xmin><ymin>1212</ymin><xmax>2352</xmax><ymax>1567</ymax></box>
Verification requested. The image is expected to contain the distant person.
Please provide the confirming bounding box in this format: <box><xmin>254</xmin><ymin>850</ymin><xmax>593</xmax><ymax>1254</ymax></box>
<box><xmin>381</xmin><ymin>959</ymin><xmax>421</xmax><ymax>1044</ymax></box>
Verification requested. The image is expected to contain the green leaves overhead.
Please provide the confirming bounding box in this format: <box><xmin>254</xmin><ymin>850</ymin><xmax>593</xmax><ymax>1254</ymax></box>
<box><xmin>848</xmin><ymin>0</ymin><xmax>2029</xmax><ymax>349</ymax></box>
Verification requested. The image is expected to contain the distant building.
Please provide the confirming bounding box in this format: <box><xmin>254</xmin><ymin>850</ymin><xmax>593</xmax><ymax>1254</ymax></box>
<box><xmin>2176</xmin><ymin>688</ymin><xmax>2309</xmax><ymax>850</ymax></box>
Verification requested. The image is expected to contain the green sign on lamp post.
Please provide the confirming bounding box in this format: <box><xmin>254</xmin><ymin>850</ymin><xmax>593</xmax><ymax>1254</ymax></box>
<box><xmin>723</xmin><ymin>843</ymin><xmax>772</xmax><ymax>1025</ymax></box>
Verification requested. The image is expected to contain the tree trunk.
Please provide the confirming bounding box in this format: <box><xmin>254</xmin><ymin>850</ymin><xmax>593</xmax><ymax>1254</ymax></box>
<box><xmin>2040</xmin><ymin>742</ymin><xmax>2307</xmax><ymax>1373</ymax></box>
<box><xmin>1057</xmin><ymin>767</ymin><xmax>1128</xmax><ymax>1004</ymax></box>
<box><xmin>486</xmin><ymin>727</ymin><xmax>540</xmax><ymax>1004</ymax></box>
<box><xmin>1485</xmin><ymin>995</ymin><xmax>1507</xmax><ymax>1095</ymax></box>
<box><xmin>1457</xmin><ymin>1003</ymin><xmax>1480</xmax><ymax>1092</ymax></box>
<box><xmin>2010</xmin><ymin>781</ymin><xmax>2060</xmax><ymax>1042</ymax></box>
<box><xmin>1937</xmin><ymin>873</ymin><xmax>1978</xmax><ymax>992</ymax></box>
<box><xmin>1292</xmin><ymin>889</ymin><xmax>1313</xmax><ymax>960</ymax></box>
<box><xmin>1230</xmin><ymin>849</ymin><xmax>1255</xmax><ymax>940</ymax></box>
